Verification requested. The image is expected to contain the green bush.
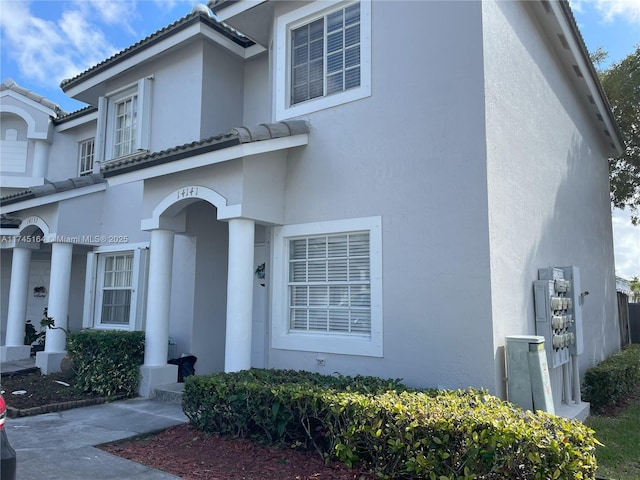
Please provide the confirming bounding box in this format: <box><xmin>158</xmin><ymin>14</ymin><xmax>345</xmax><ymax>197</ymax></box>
<box><xmin>183</xmin><ymin>369</ymin><xmax>406</xmax><ymax>452</ymax></box>
<box><xmin>183</xmin><ymin>369</ymin><xmax>599</xmax><ymax>479</ymax></box>
<box><xmin>582</xmin><ymin>344</ymin><xmax>640</xmax><ymax>412</ymax></box>
<box><xmin>67</xmin><ymin>330</ymin><xmax>145</xmax><ymax>398</ymax></box>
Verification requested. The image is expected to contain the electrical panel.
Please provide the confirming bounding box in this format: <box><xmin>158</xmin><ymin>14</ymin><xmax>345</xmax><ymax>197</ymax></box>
<box><xmin>533</xmin><ymin>266</ymin><xmax>583</xmax><ymax>368</ymax></box>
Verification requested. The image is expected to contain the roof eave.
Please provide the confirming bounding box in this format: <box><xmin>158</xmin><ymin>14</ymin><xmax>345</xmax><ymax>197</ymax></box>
<box><xmin>60</xmin><ymin>13</ymin><xmax>259</xmax><ymax>101</ymax></box>
<box><xmin>553</xmin><ymin>0</ymin><xmax>625</xmax><ymax>155</ymax></box>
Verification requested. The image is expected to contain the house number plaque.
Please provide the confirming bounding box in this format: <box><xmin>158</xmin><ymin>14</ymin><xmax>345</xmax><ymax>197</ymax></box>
<box><xmin>176</xmin><ymin>186</ymin><xmax>200</xmax><ymax>199</ymax></box>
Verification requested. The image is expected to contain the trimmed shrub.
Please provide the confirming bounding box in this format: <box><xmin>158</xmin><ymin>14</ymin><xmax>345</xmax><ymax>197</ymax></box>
<box><xmin>67</xmin><ymin>330</ymin><xmax>145</xmax><ymax>398</ymax></box>
<box><xmin>582</xmin><ymin>344</ymin><xmax>640</xmax><ymax>411</ymax></box>
<box><xmin>183</xmin><ymin>369</ymin><xmax>599</xmax><ymax>479</ymax></box>
<box><xmin>182</xmin><ymin>369</ymin><xmax>406</xmax><ymax>451</ymax></box>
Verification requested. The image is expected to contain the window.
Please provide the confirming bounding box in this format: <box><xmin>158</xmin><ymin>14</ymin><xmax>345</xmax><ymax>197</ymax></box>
<box><xmin>113</xmin><ymin>95</ymin><xmax>137</xmax><ymax>158</ymax></box>
<box><xmin>289</xmin><ymin>233</ymin><xmax>371</xmax><ymax>334</ymax></box>
<box><xmin>95</xmin><ymin>77</ymin><xmax>152</xmax><ymax>164</ymax></box>
<box><xmin>275</xmin><ymin>0</ymin><xmax>371</xmax><ymax>120</ymax></box>
<box><xmin>98</xmin><ymin>253</ymin><xmax>133</xmax><ymax>325</ymax></box>
<box><xmin>78</xmin><ymin>138</ymin><xmax>95</xmax><ymax>176</ymax></box>
<box><xmin>272</xmin><ymin>216</ymin><xmax>382</xmax><ymax>357</ymax></box>
<box><xmin>83</xmin><ymin>246</ymin><xmax>149</xmax><ymax>330</ymax></box>
<box><xmin>290</xmin><ymin>3</ymin><xmax>361</xmax><ymax>105</ymax></box>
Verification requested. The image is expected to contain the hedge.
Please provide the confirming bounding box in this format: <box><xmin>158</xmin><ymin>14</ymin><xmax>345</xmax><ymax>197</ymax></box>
<box><xmin>67</xmin><ymin>330</ymin><xmax>145</xmax><ymax>398</ymax></box>
<box><xmin>582</xmin><ymin>344</ymin><xmax>640</xmax><ymax>412</ymax></box>
<box><xmin>183</xmin><ymin>369</ymin><xmax>599</xmax><ymax>479</ymax></box>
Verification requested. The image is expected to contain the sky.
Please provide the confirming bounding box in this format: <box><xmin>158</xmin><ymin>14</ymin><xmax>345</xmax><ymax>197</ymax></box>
<box><xmin>0</xmin><ymin>0</ymin><xmax>639</xmax><ymax>278</ymax></box>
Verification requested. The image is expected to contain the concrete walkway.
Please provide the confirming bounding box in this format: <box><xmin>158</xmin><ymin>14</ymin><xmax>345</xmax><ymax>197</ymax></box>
<box><xmin>6</xmin><ymin>397</ymin><xmax>188</xmax><ymax>479</ymax></box>
<box><xmin>1</xmin><ymin>357</ymin><xmax>188</xmax><ymax>480</ymax></box>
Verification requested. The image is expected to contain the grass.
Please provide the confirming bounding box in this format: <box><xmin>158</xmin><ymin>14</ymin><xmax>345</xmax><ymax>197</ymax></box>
<box><xmin>586</xmin><ymin>391</ymin><xmax>640</xmax><ymax>480</ymax></box>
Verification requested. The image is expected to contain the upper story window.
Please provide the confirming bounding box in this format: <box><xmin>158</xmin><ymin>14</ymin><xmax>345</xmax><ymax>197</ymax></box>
<box><xmin>275</xmin><ymin>0</ymin><xmax>371</xmax><ymax>121</ymax></box>
<box><xmin>78</xmin><ymin>138</ymin><xmax>95</xmax><ymax>176</ymax></box>
<box><xmin>113</xmin><ymin>94</ymin><xmax>137</xmax><ymax>158</ymax></box>
<box><xmin>95</xmin><ymin>77</ymin><xmax>152</xmax><ymax>164</ymax></box>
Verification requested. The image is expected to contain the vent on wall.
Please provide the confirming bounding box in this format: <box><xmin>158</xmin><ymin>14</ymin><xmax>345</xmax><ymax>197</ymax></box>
<box><xmin>572</xmin><ymin>65</ymin><xmax>583</xmax><ymax>78</ymax></box>
<box><xmin>557</xmin><ymin>34</ymin><xmax>570</xmax><ymax>50</ymax></box>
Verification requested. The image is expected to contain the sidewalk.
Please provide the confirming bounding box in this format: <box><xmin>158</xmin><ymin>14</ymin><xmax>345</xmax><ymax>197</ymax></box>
<box><xmin>5</xmin><ymin>396</ymin><xmax>188</xmax><ymax>479</ymax></box>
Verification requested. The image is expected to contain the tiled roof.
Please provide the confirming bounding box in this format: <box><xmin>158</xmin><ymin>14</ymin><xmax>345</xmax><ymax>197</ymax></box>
<box><xmin>1</xmin><ymin>78</ymin><xmax>66</xmax><ymax>116</ymax></box>
<box><xmin>55</xmin><ymin>105</ymin><xmax>98</xmax><ymax>124</ymax></box>
<box><xmin>0</xmin><ymin>215</ymin><xmax>21</xmax><ymax>229</ymax></box>
<box><xmin>102</xmin><ymin>120</ymin><xmax>309</xmax><ymax>177</ymax></box>
<box><xmin>60</xmin><ymin>11</ymin><xmax>254</xmax><ymax>92</ymax></box>
<box><xmin>0</xmin><ymin>174</ymin><xmax>106</xmax><ymax>207</ymax></box>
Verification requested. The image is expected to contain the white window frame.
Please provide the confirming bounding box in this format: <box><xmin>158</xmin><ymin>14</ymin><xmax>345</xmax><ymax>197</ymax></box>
<box><xmin>272</xmin><ymin>216</ymin><xmax>382</xmax><ymax>357</ymax></box>
<box><xmin>95</xmin><ymin>77</ymin><xmax>152</xmax><ymax>165</ymax></box>
<box><xmin>83</xmin><ymin>244</ymin><xmax>149</xmax><ymax>331</ymax></box>
<box><xmin>274</xmin><ymin>0</ymin><xmax>371</xmax><ymax>121</ymax></box>
<box><xmin>78</xmin><ymin>138</ymin><xmax>95</xmax><ymax>176</ymax></box>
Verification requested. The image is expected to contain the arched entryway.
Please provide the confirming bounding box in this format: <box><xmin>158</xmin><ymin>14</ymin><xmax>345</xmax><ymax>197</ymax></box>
<box><xmin>138</xmin><ymin>186</ymin><xmax>259</xmax><ymax>396</ymax></box>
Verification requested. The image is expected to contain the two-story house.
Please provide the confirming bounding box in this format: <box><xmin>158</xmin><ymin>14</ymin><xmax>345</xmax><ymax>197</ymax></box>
<box><xmin>1</xmin><ymin>0</ymin><xmax>624</xmax><ymax>418</ymax></box>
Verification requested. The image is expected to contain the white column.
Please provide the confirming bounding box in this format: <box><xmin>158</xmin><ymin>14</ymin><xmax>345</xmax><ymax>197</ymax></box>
<box><xmin>144</xmin><ymin>229</ymin><xmax>175</xmax><ymax>366</ymax></box>
<box><xmin>224</xmin><ymin>218</ymin><xmax>255</xmax><ymax>372</ymax></box>
<box><xmin>1</xmin><ymin>246</ymin><xmax>34</xmax><ymax>361</ymax></box>
<box><xmin>5</xmin><ymin>247</ymin><xmax>32</xmax><ymax>346</ymax></box>
<box><xmin>36</xmin><ymin>242</ymin><xmax>72</xmax><ymax>374</ymax></box>
<box><xmin>139</xmin><ymin>229</ymin><xmax>178</xmax><ymax>397</ymax></box>
<box><xmin>32</xmin><ymin>140</ymin><xmax>50</xmax><ymax>178</ymax></box>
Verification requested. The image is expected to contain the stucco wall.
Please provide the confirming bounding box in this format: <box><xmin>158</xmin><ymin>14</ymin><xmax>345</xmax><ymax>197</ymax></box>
<box><xmin>264</xmin><ymin>0</ymin><xmax>496</xmax><ymax>391</ymax></box>
<box><xmin>48</xmin><ymin>120</ymin><xmax>97</xmax><ymax>180</ymax></box>
<box><xmin>482</xmin><ymin>1</ymin><xmax>619</xmax><ymax>399</ymax></box>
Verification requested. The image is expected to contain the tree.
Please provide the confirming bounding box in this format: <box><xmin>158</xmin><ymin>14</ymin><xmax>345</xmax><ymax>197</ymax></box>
<box><xmin>592</xmin><ymin>46</ymin><xmax>640</xmax><ymax>225</ymax></box>
<box><xmin>630</xmin><ymin>276</ymin><xmax>640</xmax><ymax>303</ymax></box>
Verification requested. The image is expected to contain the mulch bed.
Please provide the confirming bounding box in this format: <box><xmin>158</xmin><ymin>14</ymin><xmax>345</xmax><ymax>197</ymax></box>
<box><xmin>0</xmin><ymin>369</ymin><xmax>110</xmax><ymax>418</ymax></box>
<box><xmin>100</xmin><ymin>424</ymin><xmax>376</xmax><ymax>480</ymax></box>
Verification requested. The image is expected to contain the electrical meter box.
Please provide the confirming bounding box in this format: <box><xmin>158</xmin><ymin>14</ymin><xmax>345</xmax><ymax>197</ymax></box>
<box><xmin>534</xmin><ymin>266</ymin><xmax>583</xmax><ymax>369</ymax></box>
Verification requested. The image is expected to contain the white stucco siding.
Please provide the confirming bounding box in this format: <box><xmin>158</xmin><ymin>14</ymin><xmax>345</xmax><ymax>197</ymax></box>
<box><xmin>142</xmin><ymin>162</ymin><xmax>245</xmax><ymax>220</ymax></box>
<box><xmin>143</xmin><ymin>42</ymin><xmax>205</xmax><ymax>151</ymax></box>
<box><xmin>47</xmin><ymin>121</ymin><xmax>97</xmax><ymax>181</ymax></box>
<box><xmin>201</xmin><ymin>43</ymin><xmax>245</xmax><ymax>139</ymax></box>
<box><xmin>99</xmin><ymin>183</ymin><xmax>150</xmax><ymax>244</ymax></box>
<box><xmin>268</xmin><ymin>1</ymin><xmax>496</xmax><ymax>391</ymax></box>
<box><xmin>0</xmin><ymin>113</ymin><xmax>32</xmax><ymax>177</ymax></box>
<box><xmin>243</xmin><ymin>53</ymin><xmax>270</xmax><ymax>127</ymax></box>
<box><xmin>482</xmin><ymin>0</ymin><xmax>618</xmax><ymax>396</ymax></box>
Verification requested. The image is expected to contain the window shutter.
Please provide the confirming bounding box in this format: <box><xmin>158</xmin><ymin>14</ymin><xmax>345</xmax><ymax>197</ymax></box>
<box><xmin>82</xmin><ymin>252</ymin><xmax>98</xmax><ymax>328</ymax></box>
<box><xmin>136</xmin><ymin>77</ymin><xmax>152</xmax><ymax>152</ymax></box>
<box><xmin>133</xmin><ymin>247</ymin><xmax>150</xmax><ymax>330</ymax></box>
<box><xmin>95</xmin><ymin>96</ymin><xmax>107</xmax><ymax>164</ymax></box>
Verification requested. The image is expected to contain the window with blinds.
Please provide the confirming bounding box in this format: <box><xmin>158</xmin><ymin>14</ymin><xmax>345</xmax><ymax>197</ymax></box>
<box><xmin>290</xmin><ymin>2</ymin><xmax>361</xmax><ymax>105</ymax></box>
<box><xmin>288</xmin><ymin>232</ymin><xmax>371</xmax><ymax>335</ymax></box>
<box><xmin>100</xmin><ymin>253</ymin><xmax>133</xmax><ymax>325</ymax></box>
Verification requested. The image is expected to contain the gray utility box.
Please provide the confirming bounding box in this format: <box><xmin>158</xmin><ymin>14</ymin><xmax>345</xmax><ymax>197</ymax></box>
<box><xmin>506</xmin><ymin>335</ymin><xmax>555</xmax><ymax>414</ymax></box>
